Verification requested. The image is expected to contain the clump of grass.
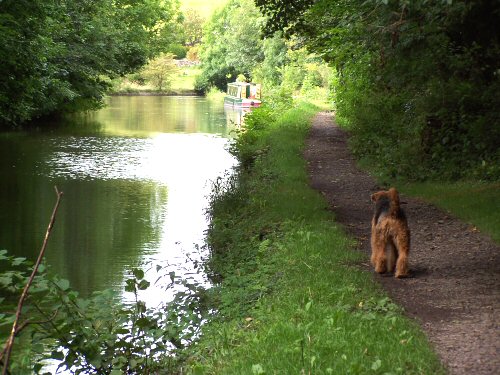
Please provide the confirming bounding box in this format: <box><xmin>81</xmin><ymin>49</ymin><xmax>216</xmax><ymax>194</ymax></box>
<box><xmin>400</xmin><ymin>181</ymin><xmax>500</xmax><ymax>244</ymax></box>
<box><xmin>205</xmin><ymin>87</ymin><xmax>226</xmax><ymax>102</ymax></box>
<box><xmin>189</xmin><ymin>102</ymin><xmax>444</xmax><ymax>374</ymax></box>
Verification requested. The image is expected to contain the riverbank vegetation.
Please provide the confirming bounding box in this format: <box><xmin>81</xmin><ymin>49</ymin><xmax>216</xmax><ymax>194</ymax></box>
<box><xmin>255</xmin><ymin>0</ymin><xmax>500</xmax><ymax>182</ymax></box>
<box><xmin>194</xmin><ymin>0</ymin><xmax>333</xmax><ymax>105</ymax></box>
<box><xmin>0</xmin><ymin>246</ymin><xmax>204</xmax><ymax>373</ymax></box>
<box><xmin>0</xmin><ymin>0</ymin><xmax>212</xmax><ymax>128</ymax></box>
<box><xmin>0</xmin><ymin>0</ymin><xmax>184</xmax><ymax>128</ymax></box>
<box><xmin>187</xmin><ymin>101</ymin><xmax>444</xmax><ymax>374</ymax></box>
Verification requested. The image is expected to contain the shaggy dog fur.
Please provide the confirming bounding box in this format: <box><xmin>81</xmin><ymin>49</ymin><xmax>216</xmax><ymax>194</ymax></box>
<box><xmin>370</xmin><ymin>188</ymin><xmax>410</xmax><ymax>278</ymax></box>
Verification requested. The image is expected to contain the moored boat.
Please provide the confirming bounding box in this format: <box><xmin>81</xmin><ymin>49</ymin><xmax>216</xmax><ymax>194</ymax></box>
<box><xmin>224</xmin><ymin>82</ymin><xmax>262</xmax><ymax>108</ymax></box>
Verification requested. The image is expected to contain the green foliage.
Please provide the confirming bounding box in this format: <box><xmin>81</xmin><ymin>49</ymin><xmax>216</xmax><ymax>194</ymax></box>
<box><xmin>0</xmin><ymin>250</ymin><xmax>205</xmax><ymax>373</ymax></box>
<box><xmin>251</xmin><ymin>32</ymin><xmax>288</xmax><ymax>87</ymax></box>
<box><xmin>195</xmin><ymin>0</ymin><xmax>265</xmax><ymax>92</ymax></box>
<box><xmin>254</xmin><ymin>0</ymin><xmax>314</xmax><ymax>37</ymax></box>
<box><xmin>0</xmin><ymin>0</ymin><xmax>180</xmax><ymax>128</ymax></box>
<box><xmin>195</xmin><ymin>0</ymin><xmax>333</xmax><ymax>102</ymax></box>
<box><xmin>141</xmin><ymin>53</ymin><xmax>178</xmax><ymax>91</ymax></box>
<box><xmin>192</xmin><ymin>101</ymin><xmax>444</xmax><ymax>373</ymax></box>
<box><xmin>167</xmin><ymin>44</ymin><xmax>188</xmax><ymax>59</ymax></box>
<box><xmin>257</xmin><ymin>0</ymin><xmax>500</xmax><ymax>181</ymax></box>
<box><xmin>181</xmin><ymin>8</ymin><xmax>205</xmax><ymax>47</ymax></box>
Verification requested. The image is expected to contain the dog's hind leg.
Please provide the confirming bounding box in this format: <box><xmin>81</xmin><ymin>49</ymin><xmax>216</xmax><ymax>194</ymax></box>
<box><xmin>386</xmin><ymin>240</ymin><xmax>397</xmax><ymax>274</ymax></box>
<box><xmin>394</xmin><ymin>232</ymin><xmax>410</xmax><ymax>278</ymax></box>
<box><xmin>371</xmin><ymin>232</ymin><xmax>387</xmax><ymax>274</ymax></box>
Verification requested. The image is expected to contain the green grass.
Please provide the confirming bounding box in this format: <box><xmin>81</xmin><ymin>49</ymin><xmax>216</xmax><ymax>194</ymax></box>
<box><xmin>187</xmin><ymin>102</ymin><xmax>444</xmax><ymax>374</ymax></box>
<box><xmin>205</xmin><ymin>87</ymin><xmax>225</xmax><ymax>101</ymax></box>
<box><xmin>400</xmin><ymin>181</ymin><xmax>500</xmax><ymax>244</ymax></box>
<box><xmin>171</xmin><ymin>66</ymin><xmax>201</xmax><ymax>93</ymax></box>
<box><xmin>109</xmin><ymin>66</ymin><xmax>200</xmax><ymax>95</ymax></box>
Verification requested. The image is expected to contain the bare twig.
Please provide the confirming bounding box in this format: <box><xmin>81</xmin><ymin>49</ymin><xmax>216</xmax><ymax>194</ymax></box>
<box><xmin>1</xmin><ymin>186</ymin><xmax>63</xmax><ymax>375</ymax></box>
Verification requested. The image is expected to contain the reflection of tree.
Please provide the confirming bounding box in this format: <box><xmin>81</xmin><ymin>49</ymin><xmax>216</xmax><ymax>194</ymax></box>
<box><xmin>93</xmin><ymin>96</ymin><xmax>235</xmax><ymax>136</ymax></box>
<box><xmin>0</xmin><ymin>96</ymin><xmax>234</xmax><ymax>297</ymax></box>
<box><xmin>53</xmin><ymin>180</ymin><xmax>168</xmax><ymax>296</ymax></box>
<box><xmin>0</xmin><ymin>146</ymin><xmax>168</xmax><ymax>296</ymax></box>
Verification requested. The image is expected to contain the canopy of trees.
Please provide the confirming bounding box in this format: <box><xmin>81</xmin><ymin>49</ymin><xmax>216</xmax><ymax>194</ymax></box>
<box><xmin>195</xmin><ymin>0</ymin><xmax>266</xmax><ymax>92</ymax></box>
<box><xmin>256</xmin><ymin>0</ymin><xmax>500</xmax><ymax>180</ymax></box>
<box><xmin>0</xmin><ymin>0</ymin><xmax>179</xmax><ymax>128</ymax></box>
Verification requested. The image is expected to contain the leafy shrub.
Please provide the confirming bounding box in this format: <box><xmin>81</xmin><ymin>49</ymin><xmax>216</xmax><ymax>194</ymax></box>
<box><xmin>142</xmin><ymin>53</ymin><xmax>178</xmax><ymax>91</ymax></box>
<box><xmin>186</xmin><ymin>46</ymin><xmax>200</xmax><ymax>61</ymax></box>
<box><xmin>302</xmin><ymin>69</ymin><xmax>323</xmax><ymax>89</ymax></box>
<box><xmin>0</xmin><ymin>250</ymin><xmax>205</xmax><ymax>374</ymax></box>
<box><xmin>168</xmin><ymin>43</ymin><xmax>188</xmax><ymax>59</ymax></box>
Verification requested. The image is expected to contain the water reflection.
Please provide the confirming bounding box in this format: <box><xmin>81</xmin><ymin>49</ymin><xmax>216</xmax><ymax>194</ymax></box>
<box><xmin>0</xmin><ymin>96</ymin><xmax>237</xmax><ymax>299</ymax></box>
<box><xmin>224</xmin><ymin>106</ymin><xmax>249</xmax><ymax>127</ymax></box>
<box><xmin>88</xmin><ymin>96</ymin><xmax>232</xmax><ymax>136</ymax></box>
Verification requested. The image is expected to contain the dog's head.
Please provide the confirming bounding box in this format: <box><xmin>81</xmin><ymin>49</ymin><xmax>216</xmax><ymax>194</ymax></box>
<box><xmin>371</xmin><ymin>188</ymin><xmax>398</xmax><ymax>201</ymax></box>
<box><xmin>371</xmin><ymin>188</ymin><xmax>400</xmax><ymax>207</ymax></box>
<box><xmin>371</xmin><ymin>190</ymin><xmax>387</xmax><ymax>203</ymax></box>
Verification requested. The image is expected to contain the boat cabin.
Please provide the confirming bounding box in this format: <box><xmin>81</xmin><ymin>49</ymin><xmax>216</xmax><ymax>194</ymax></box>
<box><xmin>224</xmin><ymin>82</ymin><xmax>262</xmax><ymax>107</ymax></box>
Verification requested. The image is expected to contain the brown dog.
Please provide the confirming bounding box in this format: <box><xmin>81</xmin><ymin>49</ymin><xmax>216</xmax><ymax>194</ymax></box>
<box><xmin>370</xmin><ymin>188</ymin><xmax>410</xmax><ymax>278</ymax></box>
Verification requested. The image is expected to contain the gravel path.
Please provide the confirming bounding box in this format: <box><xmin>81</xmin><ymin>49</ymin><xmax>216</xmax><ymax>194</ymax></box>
<box><xmin>304</xmin><ymin>112</ymin><xmax>500</xmax><ymax>375</ymax></box>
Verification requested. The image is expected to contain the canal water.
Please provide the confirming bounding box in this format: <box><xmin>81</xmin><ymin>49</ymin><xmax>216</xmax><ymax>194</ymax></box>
<box><xmin>0</xmin><ymin>96</ymin><xmax>240</xmax><ymax>303</ymax></box>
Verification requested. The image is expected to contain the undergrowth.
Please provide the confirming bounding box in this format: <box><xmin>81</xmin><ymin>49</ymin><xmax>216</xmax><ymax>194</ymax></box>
<box><xmin>188</xmin><ymin>101</ymin><xmax>444</xmax><ymax>374</ymax></box>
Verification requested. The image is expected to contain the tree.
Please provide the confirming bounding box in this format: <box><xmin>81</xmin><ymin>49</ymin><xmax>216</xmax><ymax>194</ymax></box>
<box><xmin>195</xmin><ymin>0</ymin><xmax>265</xmax><ymax>92</ymax></box>
<box><xmin>256</xmin><ymin>0</ymin><xmax>500</xmax><ymax>180</ymax></box>
<box><xmin>254</xmin><ymin>0</ymin><xmax>314</xmax><ymax>36</ymax></box>
<box><xmin>142</xmin><ymin>53</ymin><xmax>178</xmax><ymax>91</ymax></box>
<box><xmin>251</xmin><ymin>32</ymin><xmax>288</xmax><ymax>87</ymax></box>
<box><xmin>0</xmin><ymin>0</ymin><xmax>180</xmax><ymax>128</ymax></box>
<box><xmin>182</xmin><ymin>8</ymin><xmax>205</xmax><ymax>47</ymax></box>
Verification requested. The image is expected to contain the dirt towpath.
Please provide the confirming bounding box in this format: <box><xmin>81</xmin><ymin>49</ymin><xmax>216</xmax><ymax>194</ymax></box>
<box><xmin>304</xmin><ymin>112</ymin><xmax>500</xmax><ymax>375</ymax></box>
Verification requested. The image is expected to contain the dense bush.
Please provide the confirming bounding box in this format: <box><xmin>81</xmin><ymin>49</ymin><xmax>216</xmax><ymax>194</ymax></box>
<box><xmin>168</xmin><ymin>44</ymin><xmax>188</xmax><ymax>59</ymax></box>
<box><xmin>0</xmin><ymin>250</ymin><xmax>204</xmax><ymax>373</ymax></box>
<box><xmin>0</xmin><ymin>0</ymin><xmax>180</xmax><ymax>128</ymax></box>
<box><xmin>256</xmin><ymin>0</ymin><xmax>500</xmax><ymax>181</ymax></box>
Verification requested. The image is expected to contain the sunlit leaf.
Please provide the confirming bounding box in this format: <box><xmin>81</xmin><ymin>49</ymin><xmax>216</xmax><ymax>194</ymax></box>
<box><xmin>138</xmin><ymin>280</ymin><xmax>150</xmax><ymax>290</ymax></box>
<box><xmin>56</xmin><ymin>279</ymin><xmax>70</xmax><ymax>291</ymax></box>
<box><xmin>133</xmin><ymin>268</ymin><xmax>144</xmax><ymax>280</ymax></box>
<box><xmin>12</xmin><ymin>257</ymin><xmax>27</xmax><ymax>266</ymax></box>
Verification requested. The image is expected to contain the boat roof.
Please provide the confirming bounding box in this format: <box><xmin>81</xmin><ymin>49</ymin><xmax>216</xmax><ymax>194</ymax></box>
<box><xmin>227</xmin><ymin>81</ymin><xmax>260</xmax><ymax>87</ymax></box>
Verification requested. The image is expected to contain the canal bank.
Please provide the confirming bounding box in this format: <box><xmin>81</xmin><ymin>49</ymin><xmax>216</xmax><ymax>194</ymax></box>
<box><xmin>0</xmin><ymin>95</ymin><xmax>241</xmax><ymax>372</ymax></box>
<box><xmin>186</xmin><ymin>101</ymin><xmax>444</xmax><ymax>374</ymax></box>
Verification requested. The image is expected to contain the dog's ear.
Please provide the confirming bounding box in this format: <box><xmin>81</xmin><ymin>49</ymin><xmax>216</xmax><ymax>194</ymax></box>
<box><xmin>371</xmin><ymin>191</ymin><xmax>383</xmax><ymax>202</ymax></box>
<box><xmin>388</xmin><ymin>188</ymin><xmax>400</xmax><ymax>204</ymax></box>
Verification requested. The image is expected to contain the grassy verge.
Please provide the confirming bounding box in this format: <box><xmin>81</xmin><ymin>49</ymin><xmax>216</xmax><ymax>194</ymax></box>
<box><xmin>171</xmin><ymin>66</ymin><xmax>201</xmax><ymax>94</ymax></box>
<box><xmin>109</xmin><ymin>66</ymin><xmax>200</xmax><ymax>95</ymax></box>
<box><xmin>187</xmin><ymin>102</ymin><xmax>444</xmax><ymax>374</ymax></box>
<box><xmin>399</xmin><ymin>182</ymin><xmax>500</xmax><ymax>244</ymax></box>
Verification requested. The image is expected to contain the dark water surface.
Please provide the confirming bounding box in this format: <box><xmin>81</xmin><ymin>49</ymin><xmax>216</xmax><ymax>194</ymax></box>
<box><xmin>0</xmin><ymin>96</ymin><xmax>240</xmax><ymax>300</ymax></box>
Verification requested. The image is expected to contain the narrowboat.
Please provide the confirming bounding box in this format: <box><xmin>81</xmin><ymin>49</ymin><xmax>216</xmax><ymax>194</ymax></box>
<box><xmin>224</xmin><ymin>82</ymin><xmax>262</xmax><ymax>107</ymax></box>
